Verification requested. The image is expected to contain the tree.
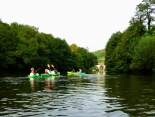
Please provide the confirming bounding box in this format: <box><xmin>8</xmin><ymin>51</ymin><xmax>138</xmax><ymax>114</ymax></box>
<box><xmin>130</xmin><ymin>36</ymin><xmax>155</xmax><ymax>71</ymax></box>
<box><xmin>0</xmin><ymin>22</ymin><xmax>18</xmax><ymax>69</ymax></box>
<box><xmin>70</xmin><ymin>44</ymin><xmax>98</xmax><ymax>72</ymax></box>
<box><xmin>105</xmin><ymin>31</ymin><xmax>122</xmax><ymax>72</ymax></box>
<box><xmin>135</xmin><ymin>0</ymin><xmax>155</xmax><ymax>30</ymax></box>
<box><xmin>48</xmin><ymin>38</ymin><xmax>72</xmax><ymax>72</ymax></box>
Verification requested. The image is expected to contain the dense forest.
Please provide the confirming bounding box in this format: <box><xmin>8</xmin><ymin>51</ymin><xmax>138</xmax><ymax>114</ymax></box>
<box><xmin>105</xmin><ymin>0</ymin><xmax>155</xmax><ymax>73</ymax></box>
<box><xmin>0</xmin><ymin>20</ymin><xmax>98</xmax><ymax>74</ymax></box>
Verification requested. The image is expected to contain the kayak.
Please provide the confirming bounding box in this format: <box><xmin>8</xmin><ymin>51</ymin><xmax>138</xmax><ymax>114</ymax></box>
<box><xmin>28</xmin><ymin>73</ymin><xmax>39</xmax><ymax>78</ymax></box>
<box><xmin>67</xmin><ymin>72</ymin><xmax>85</xmax><ymax>76</ymax></box>
<box><xmin>41</xmin><ymin>72</ymin><xmax>60</xmax><ymax>77</ymax></box>
<box><xmin>28</xmin><ymin>72</ymin><xmax>60</xmax><ymax>78</ymax></box>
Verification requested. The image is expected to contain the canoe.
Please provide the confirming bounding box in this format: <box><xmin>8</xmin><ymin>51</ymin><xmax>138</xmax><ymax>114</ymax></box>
<box><xmin>67</xmin><ymin>72</ymin><xmax>85</xmax><ymax>76</ymax></box>
<box><xmin>28</xmin><ymin>73</ymin><xmax>39</xmax><ymax>78</ymax></box>
<box><xmin>41</xmin><ymin>72</ymin><xmax>60</xmax><ymax>77</ymax></box>
<box><xmin>28</xmin><ymin>72</ymin><xmax>60</xmax><ymax>78</ymax></box>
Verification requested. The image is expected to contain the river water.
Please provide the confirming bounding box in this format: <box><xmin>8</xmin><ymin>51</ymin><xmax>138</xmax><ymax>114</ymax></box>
<box><xmin>0</xmin><ymin>73</ymin><xmax>155</xmax><ymax>117</ymax></box>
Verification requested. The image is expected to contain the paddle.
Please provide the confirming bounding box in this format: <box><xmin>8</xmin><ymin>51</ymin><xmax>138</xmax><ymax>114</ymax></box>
<box><xmin>47</xmin><ymin>64</ymin><xmax>50</xmax><ymax>69</ymax></box>
<box><xmin>47</xmin><ymin>64</ymin><xmax>51</xmax><ymax>72</ymax></box>
<box><xmin>33</xmin><ymin>68</ymin><xmax>41</xmax><ymax>76</ymax></box>
<box><xmin>51</xmin><ymin>64</ymin><xmax>58</xmax><ymax>74</ymax></box>
<box><xmin>35</xmin><ymin>67</ymin><xmax>41</xmax><ymax>73</ymax></box>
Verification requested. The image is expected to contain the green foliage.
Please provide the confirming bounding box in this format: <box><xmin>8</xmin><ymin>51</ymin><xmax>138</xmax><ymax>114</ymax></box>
<box><xmin>105</xmin><ymin>31</ymin><xmax>122</xmax><ymax>72</ymax></box>
<box><xmin>0</xmin><ymin>20</ymin><xmax>97</xmax><ymax>73</ymax></box>
<box><xmin>0</xmin><ymin>22</ymin><xmax>18</xmax><ymax>68</ymax></box>
<box><xmin>130</xmin><ymin>36</ymin><xmax>155</xmax><ymax>71</ymax></box>
<box><xmin>48</xmin><ymin>38</ymin><xmax>72</xmax><ymax>72</ymax></box>
<box><xmin>105</xmin><ymin>0</ymin><xmax>155</xmax><ymax>73</ymax></box>
<box><xmin>135</xmin><ymin>0</ymin><xmax>155</xmax><ymax>30</ymax></box>
<box><xmin>92</xmin><ymin>49</ymin><xmax>105</xmax><ymax>64</ymax></box>
<box><xmin>69</xmin><ymin>44</ymin><xmax>98</xmax><ymax>72</ymax></box>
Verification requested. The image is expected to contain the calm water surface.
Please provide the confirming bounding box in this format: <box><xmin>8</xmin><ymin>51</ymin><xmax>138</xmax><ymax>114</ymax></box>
<box><xmin>0</xmin><ymin>73</ymin><xmax>155</xmax><ymax>117</ymax></box>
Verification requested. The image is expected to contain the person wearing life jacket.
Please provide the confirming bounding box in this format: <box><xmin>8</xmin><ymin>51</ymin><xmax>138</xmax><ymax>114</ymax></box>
<box><xmin>30</xmin><ymin>67</ymin><xmax>35</xmax><ymax>76</ymax></box>
<box><xmin>45</xmin><ymin>69</ymin><xmax>49</xmax><ymax>74</ymax></box>
<box><xmin>79</xmin><ymin>69</ymin><xmax>82</xmax><ymax>72</ymax></box>
<box><xmin>51</xmin><ymin>70</ymin><xmax>55</xmax><ymax>74</ymax></box>
<box><xmin>72</xmin><ymin>69</ymin><xmax>75</xmax><ymax>72</ymax></box>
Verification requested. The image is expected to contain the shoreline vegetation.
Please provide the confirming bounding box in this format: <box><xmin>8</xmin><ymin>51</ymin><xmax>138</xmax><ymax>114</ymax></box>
<box><xmin>1</xmin><ymin>0</ymin><xmax>155</xmax><ymax>74</ymax></box>
<box><xmin>105</xmin><ymin>0</ymin><xmax>155</xmax><ymax>73</ymax></box>
<box><xmin>0</xmin><ymin>20</ymin><xmax>98</xmax><ymax>74</ymax></box>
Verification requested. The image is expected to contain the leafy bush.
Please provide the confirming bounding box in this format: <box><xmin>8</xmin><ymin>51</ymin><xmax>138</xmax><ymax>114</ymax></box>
<box><xmin>130</xmin><ymin>36</ymin><xmax>155</xmax><ymax>71</ymax></box>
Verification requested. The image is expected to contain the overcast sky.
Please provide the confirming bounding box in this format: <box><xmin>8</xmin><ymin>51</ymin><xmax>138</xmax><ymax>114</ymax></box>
<box><xmin>0</xmin><ymin>0</ymin><xmax>142</xmax><ymax>52</ymax></box>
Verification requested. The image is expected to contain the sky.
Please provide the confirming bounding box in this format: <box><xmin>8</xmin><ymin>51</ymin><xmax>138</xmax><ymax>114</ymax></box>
<box><xmin>0</xmin><ymin>0</ymin><xmax>142</xmax><ymax>52</ymax></box>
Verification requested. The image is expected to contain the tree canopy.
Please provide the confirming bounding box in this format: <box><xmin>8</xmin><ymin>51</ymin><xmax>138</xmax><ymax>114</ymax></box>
<box><xmin>105</xmin><ymin>0</ymin><xmax>155</xmax><ymax>73</ymax></box>
<box><xmin>0</xmin><ymin>21</ymin><xmax>97</xmax><ymax>74</ymax></box>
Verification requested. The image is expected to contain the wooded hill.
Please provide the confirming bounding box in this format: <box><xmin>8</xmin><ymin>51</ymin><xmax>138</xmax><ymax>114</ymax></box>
<box><xmin>92</xmin><ymin>49</ymin><xmax>105</xmax><ymax>64</ymax></box>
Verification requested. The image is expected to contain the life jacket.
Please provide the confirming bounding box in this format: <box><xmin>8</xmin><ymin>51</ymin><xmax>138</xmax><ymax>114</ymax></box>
<box><xmin>45</xmin><ymin>69</ymin><xmax>49</xmax><ymax>74</ymax></box>
<box><xmin>51</xmin><ymin>70</ymin><xmax>55</xmax><ymax>74</ymax></box>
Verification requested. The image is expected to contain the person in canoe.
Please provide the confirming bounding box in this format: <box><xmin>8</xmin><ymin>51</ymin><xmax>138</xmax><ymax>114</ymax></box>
<box><xmin>72</xmin><ymin>69</ymin><xmax>75</xmax><ymax>72</ymax></box>
<box><xmin>44</xmin><ymin>69</ymin><xmax>49</xmax><ymax>74</ymax></box>
<box><xmin>30</xmin><ymin>67</ymin><xmax>35</xmax><ymax>76</ymax></box>
<box><xmin>44</xmin><ymin>64</ymin><xmax>54</xmax><ymax>74</ymax></box>
<box><xmin>44</xmin><ymin>69</ymin><xmax>56</xmax><ymax>74</ymax></box>
<box><xmin>30</xmin><ymin>67</ymin><xmax>41</xmax><ymax>76</ymax></box>
<box><xmin>79</xmin><ymin>69</ymin><xmax>82</xmax><ymax>72</ymax></box>
<box><xmin>51</xmin><ymin>64</ymin><xmax>58</xmax><ymax>74</ymax></box>
<box><xmin>44</xmin><ymin>64</ymin><xmax>51</xmax><ymax>74</ymax></box>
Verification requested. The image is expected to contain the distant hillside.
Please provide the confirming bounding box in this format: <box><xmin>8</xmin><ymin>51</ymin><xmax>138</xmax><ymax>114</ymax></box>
<box><xmin>92</xmin><ymin>49</ymin><xmax>105</xmax><ymax>64</ymax></box>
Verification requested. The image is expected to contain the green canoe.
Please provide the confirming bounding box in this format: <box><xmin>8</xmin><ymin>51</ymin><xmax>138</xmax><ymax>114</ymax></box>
<box><xmin>41</xmin><ymin>73</ymin><xmax>60</xmax><ymax>77</ymax></box>
<box><xmin>28</xmin><ymin>73</ymin><xmax>39</xmax><ymax>78</ymax></box>
<box><xmin>67</xmin><ymin>72</ymin><xmax>85</xmax><ymax>76</ymax></box>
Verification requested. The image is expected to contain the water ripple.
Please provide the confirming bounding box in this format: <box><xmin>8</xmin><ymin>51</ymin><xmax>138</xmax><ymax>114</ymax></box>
<box><xmin>0</xmin><ymin>74</ymin><xmax>155</xmax><ymax>116</ymax></box>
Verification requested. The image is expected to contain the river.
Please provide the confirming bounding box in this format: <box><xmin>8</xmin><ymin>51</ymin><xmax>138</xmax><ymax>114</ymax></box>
<box><xmin>0</xmin><ymin>73</ymin><xmax>155</xmax><ymax>117</ymax></box>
